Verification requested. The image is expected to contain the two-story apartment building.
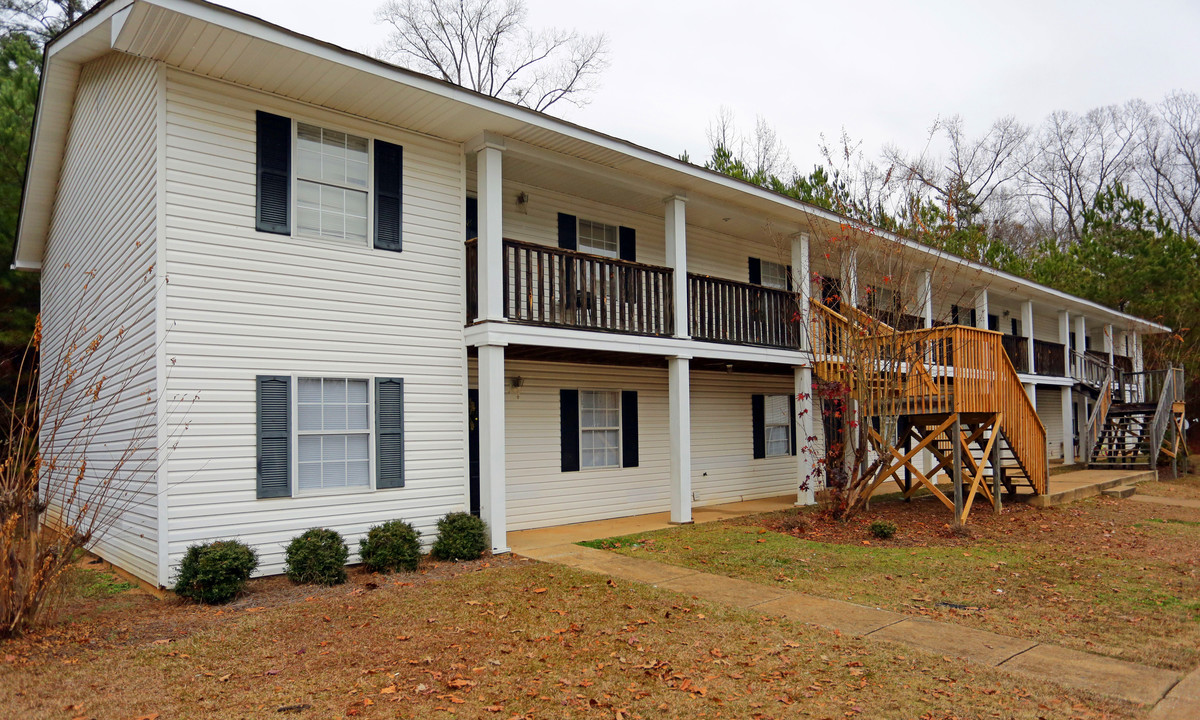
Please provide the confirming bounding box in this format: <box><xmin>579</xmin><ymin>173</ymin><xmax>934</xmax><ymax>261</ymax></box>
<box><xmin>16</xmin><ymin>0</ymin><xmax>1172</xmax><ymax>587</ymax></box>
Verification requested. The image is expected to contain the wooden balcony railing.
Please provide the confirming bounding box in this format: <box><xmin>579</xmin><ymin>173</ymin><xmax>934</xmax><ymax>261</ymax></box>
<box><xmin>688</xmin><ymin>274</ymin><xmax>797</xmax><ymax>348</ymax></box>
<box><xmin>1000</xmin><ymin>335</ymin><xmax>1029</xmax><ymax>373</ymax></box>
<box><xmin>466</xmin><ymin>239</ymin><xmax>674</xmax><ymax>336</ymax></box>
<box><xmin>1032</xmin><ymin>339</ymin><xmax>1066</xmax><ymax>376</ymax></box>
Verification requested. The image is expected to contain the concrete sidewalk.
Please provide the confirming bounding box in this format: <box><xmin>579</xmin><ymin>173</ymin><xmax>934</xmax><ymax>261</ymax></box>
<box><xmin>1130</xmin><ymin>494</ymin><xmax>1200</xmax><ymax>510</ymax></box>
<box><xmin>521</xmin><ymin>542</ymin><xmax>1184</xmax><ymax>708</ymax></box>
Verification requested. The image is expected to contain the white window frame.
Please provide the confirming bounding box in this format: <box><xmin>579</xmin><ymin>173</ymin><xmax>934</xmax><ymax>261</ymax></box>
<box><xmin>291</xmin><ymin>117</ymin><xmax>374</xmax><ymax>249</ymax></box>
<box><xmin>760</xmin><ymin>260</ymin><xmax>789</xmax><ymax>291</ymax></box>
<box><xmin>577</xmin><ymin>217</ymin><xmax>620</xmax><ymax>259</ymax></box>
<box><xmin>579</xmin><ymin>389</ymin><xmax>622</xmax><ymax>470</ymax></box>
<box><xmin>763</xmin><ymin>393</ymin><xmax>791</xmax><ymax>458</ymax></box>
<box><xmin>291</xmin><ymin>374</ymin><xmax>376</xmax><ymax>496</ymax></box>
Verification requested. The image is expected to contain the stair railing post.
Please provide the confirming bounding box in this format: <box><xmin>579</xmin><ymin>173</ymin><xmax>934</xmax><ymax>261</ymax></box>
<box><xmin>992</xmin><ymin>416</ymin><xmax>1002</xmax><ymax>515</ymax></box>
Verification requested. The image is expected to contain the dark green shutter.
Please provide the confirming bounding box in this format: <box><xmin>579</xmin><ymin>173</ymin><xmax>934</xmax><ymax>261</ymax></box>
<box><xmin>618</xmin><ymin>226</ymin><xmax>636</xmax><ymax>261</ymax></box>
<box><xmin>374</xmin><ymin>140</ymin><xmax>403</xmax><ymax>252</ymax></box>
<box><xmin>557</xmin><ymin>213</ymin><xmax>577</xmax><ymax>250</ymax></box>
<box><xmin>255</xmin><ymin>111</ymin><xmax>291</xmax><ymax>234</ymax></box>
<box><xmin>789</xmin><ymin>394</ymin><xmax>797</xmax><ymax>457</ymax></box>
<box><xmin>256</xmin><ymin>375</ymin><xmax>291</xmax><ymax>498</ymax></box>
<box><xmin>465</xmin><ymin>196</ymin><xmax>478</xmax><ymax>240</ymax></box>
<box><xmin>748</xmin><ymin>257</ymin><xmax>762</xmax><ymax>285</ymax></box>
<box><xmin>786</xmin><ymin>265</ymin><xmax>793</xmax><ymax>292</ymax></box>
<box><xmin>751</xmin><ymin>394</ymin><xmax>765</xmax><ymax>459</ymax></box>
<box><xmin>375</xmin><ymin>378</ymin><xmax>405</xmax><ymax>488</ymax></box>
<box><xmin>621</xmin><ymin>390</ymin><xmax>638</xmax><ymax>468</ymax></box>
<box><xmin>560</xmin><ymin>389</ymin><xmax>580</xmax><ymax>472</ymax></box>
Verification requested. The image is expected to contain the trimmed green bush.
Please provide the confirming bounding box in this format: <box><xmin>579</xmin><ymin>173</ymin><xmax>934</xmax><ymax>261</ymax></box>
<box><xmin>430</xmin><ymin>512</ymin><xmax>488</xmax><ymax>562</ymax></box>
<box><xmin>869</xmin><ymin>519</ymin><xmax>898</xmax><ymax>540</ymax></box>
<box><xmin>174</xmin><ymin>540</ymin><xmax>258</xmax><ymax>604</ymax></box>
<box><xmin>359</xmin><ymin>520</ymin><xmax>422</xmax><ymax>573</ymax></box>
<box><xmin>284</xmin><ymin>528</ymin><xmax>348</xmax><ymax>585</ymax></box>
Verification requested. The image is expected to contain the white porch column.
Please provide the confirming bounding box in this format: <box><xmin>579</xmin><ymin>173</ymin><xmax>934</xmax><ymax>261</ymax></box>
<box><xmin>1024</xmin><ymin>382</ymin><xmax>1037</xmax><ymax>406</ymax></box>
<box><xmin>664</xmin><ymin>196</ymin><xmax>689</xmax><ymax>339</ymax></box>
<box><xmin>1103</xmin><ymin>324</ymin><xmax>1115</xmax><ymax>367</ymax></box>
<box><xmin>1058</xmin><ymin>310</ymin><xmax>1071</xmax><ymax>376</ymax></box>
<box><xmin>919</xmin><ymin>269</ymin><xmax>933</xmax><ymax>328</ymax></box>
<box><xmin>1061</xmin><ymin>385</ymin><xmax>1075</xmax><ymax>463</ymax></box>
<box><xmin>974</xmin><ymin>288</ymin><xmax>989</xmax><ymax>329</ymax></box>
<box><xmin>841</xmin><ymin>249</ymin><xmax>859</xmax><ymax>308</ymax></box>
<box><xmin>668</xmin><ymin>356</ymin><xmax>692</xmax><ymax>524</ymax></box>
<box><xmin>478</xmin><ymin>344</ymin><xmax>508</xmax><ymax>553</ymax></box>
<box><xmin>476</xmin><ymin>138</ymin><xmax>506</xmax><ymax>322</ymax></box>
<box><xmin>795</xmin><ymin>365</ymin><xmax>815</xmax><ymax>506</ymax></box>
<box><xmin>1021</xmin><ymin>300</ymin><xmax>1035</xmax><ymax>373</ymax></box>
<box><xmin>793</xmin><ymin>233</ymin><xmax>811</xmax><ymax>351</ymax></box>
<box><xmin>1073</xmin><ymin>314</ymin><xmax>1087</xmax><ymax>375</ymax></box>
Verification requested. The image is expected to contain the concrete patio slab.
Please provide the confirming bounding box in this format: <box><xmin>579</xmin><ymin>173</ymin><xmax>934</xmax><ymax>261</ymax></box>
<box><xmin>1027</xmin><ymin>469</ymin><xmax>1156</xmax><ymax>508</ymax></box>
<box><xmin>867</xmin><ymin>618</ymin><xmax>1037</xmax><ymax>666</ymax></box>
<box><xmin>753</xmin><ymin>594</ymin><xmax>905</xmax><ymax>636</ymax></box>
<box><xmin>999</xmin><ymin>644</ymin><xmax>1180</xmax><ymax>706</ymax></box>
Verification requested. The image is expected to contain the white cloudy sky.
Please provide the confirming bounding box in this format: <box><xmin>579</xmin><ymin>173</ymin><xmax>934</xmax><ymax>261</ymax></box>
<box><xmin>222</xmin><ymin>0</ymin><xmax>1200</xmax><ymax>172</ymax></box>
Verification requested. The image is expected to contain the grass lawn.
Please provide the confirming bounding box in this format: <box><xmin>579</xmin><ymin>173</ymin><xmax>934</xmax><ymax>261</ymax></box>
<box><xmin>586</xmin><ymin>478</ymin><xmax>1200</xmax><ymax>673</ymax></box>
<box><xmin>1</xmin><ymin>557</ymin><xmax>1144</xmax><ymax>719</ymax></box>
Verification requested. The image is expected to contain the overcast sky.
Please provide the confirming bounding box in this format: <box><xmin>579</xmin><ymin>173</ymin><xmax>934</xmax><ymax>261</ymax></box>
<box><xmin>223</xmin><ymin>0</ymin><xmax>1200</xmax><ymax>173</ymax></box>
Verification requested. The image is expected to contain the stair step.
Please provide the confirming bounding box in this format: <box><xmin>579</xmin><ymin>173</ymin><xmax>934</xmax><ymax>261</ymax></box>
<box><xmin>1100</xmin><ymin>485</ymin><xmax>1137</xmax><ymax>499</ymax></box>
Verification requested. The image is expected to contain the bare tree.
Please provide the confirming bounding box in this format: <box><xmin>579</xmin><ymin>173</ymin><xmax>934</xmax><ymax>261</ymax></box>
<box><xmin>375</xmin><ymin>0</ymin><xmax>608</xmax><ymax>113</ymax></box>
<box><xmin>1140</xmin><ymin>91</ymin><xmax>1200</xmax><ymax>237</ymax></box>
<box><xmin>0</xmin><ymin>0</ymin><xmax>92</xmax><ymax>42</ymax></box>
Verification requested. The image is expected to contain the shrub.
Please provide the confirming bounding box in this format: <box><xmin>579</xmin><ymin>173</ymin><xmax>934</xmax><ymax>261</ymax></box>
<box><xmin>868</xmin><ymin>519</ymin><xmax>898</xmax><ymax>540</ymax></box>
<box><xmin>174</xmin><ymin>540</ymin><xmax>258</xmax><ymax>604</ymax></box>
<box><xmin>284</xmin><ymin>528</ymin><xmax>348</xmax><ymax>585</ymax></box>
<box><xmin>431</xmin><ymin>512</ymin><xmax>488</xmax><ymax>561</ymax></box>
<box><xmin>359</xmin><ymin>520</ymin><xmax>422</xmax><ymax>573</ymax></box>
<box><xmin>778</xmin><ymin>514</ymin><xmax>808</xmax><ymax>534</ymax></box>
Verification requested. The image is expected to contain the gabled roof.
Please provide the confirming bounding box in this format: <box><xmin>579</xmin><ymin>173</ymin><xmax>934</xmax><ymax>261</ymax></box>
<box><xmin>14</xmin><ymin>0</ymin><xmax>1170</xmax><ymax>333</ymax></box>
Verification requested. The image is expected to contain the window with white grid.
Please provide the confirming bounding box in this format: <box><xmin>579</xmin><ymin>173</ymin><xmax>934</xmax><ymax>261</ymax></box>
<box><xmin>295</xmin><ymin>123</ymin><xmax>370</xmax><ymax>245</ymax></box>
<box><xmin>760</xmin><ymin>260</ymin><xmax>789</xmax><ymax>290</ymax></box>
<box><xmin>577</xmin><ymin>219</ymin><xmax>619</xmax><ymax>258</ymax></box>
<box><xmin>764</xmin><ymin>394</ymin><xmax>791</xmax><ymax>457</ymax></box>
<box><xmin>297</xmin><ymin>378</ymin><xmax>371</xmax><ymax>492</ymax></box>
<box><xmin>580</xmin><ymin>390</ymin><xmax>621</xmax><ymax>468</ymax></box>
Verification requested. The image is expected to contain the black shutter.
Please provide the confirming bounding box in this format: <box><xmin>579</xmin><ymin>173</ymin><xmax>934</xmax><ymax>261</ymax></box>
<box><xmin>255</xmin><ymin>111</ymin><xmax>291</xmax><ymax>234</ymax></box>
<box><xmin>375</xmin><ymin>378</ymin><xmax>405</xmax><ymax>489</ymax></box>
<box><xmin>789</xmin><ymin>394</ymin><xmax>797</xmax><ymax>457</ymax></box>
<box><xmin>560</xmin><ymin>389</ymin><xmax>580</xmax><ymax>472</ymax></box>
<box><xmin>621</xmin><ymin>390</ymin><xmax>638</xmax><ymax>468</ymax></box>
<box><xmin>748</xmin><ymin>257</ymin><xmax>762</xmax><ymax>285</ymax></box>
<box><xmin>751</xmin><ymin>394</ymin><xmax>765</xmax><ymax>459</ymax></box>
<box><xmin>256</xmin><ymin>375</ymin><xmax>291</xmax><ymax>498</ymax></box>
<box><xmin>1011</xmin><ymin>318</ymin><xmax>1020</xmax><ymax>336</ymax></box>
<box><xmin>374</xmin><ymin>139</ymin><xmax>403</xmax><ymax>252</ymax></box>
<box><xmin>786</xmin><ymin>265</ymin><xmax>793</xmax><ymax>292</ymax></box>
<box><xmin>951</xmin><ymin>305</ymin><xmax>961</xmax><ymax>325</ymax></box>
<box><xmin>618</xmin><ymin>226</ymin><xmax>636</xmax><ymax>261</ymax></box>
<box><xmin>465</xmin><ymin>196</ymin><xmax>478</xmax><ymax>240</ymax></box>
<box><xmin>557</xmin><ymin>213</ymin><xmax>577</xmax><ymax>250</ymax></box>
<box><xmin>988</xmin><ymin>314</ymin><xmax>999</xmax><ymax>331</ymax></box>
<box><xmin>970</xmin><ymin>308</ymin><xmax>978</xmax><ymax>327</ymax></box>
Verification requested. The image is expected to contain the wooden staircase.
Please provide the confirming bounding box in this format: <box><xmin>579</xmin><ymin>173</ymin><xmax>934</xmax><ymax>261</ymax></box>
<box><xmin>808</xmin><ymin>301</ymin><xmax>1048</xmax><ymax>522</ymax></box>
<box><xmin>1089</xmin><ymin>403</ymin><xmax>1156</xmax><ymax>468</ymax></box>
<box><xmin>1087</xmin><ymin>366</ymin><xmax>1187</xmax><ymax>471</ymax></box>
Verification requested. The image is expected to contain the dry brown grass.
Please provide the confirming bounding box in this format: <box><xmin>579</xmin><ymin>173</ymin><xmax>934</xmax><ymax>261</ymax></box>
<box><xmin>1</xmin><ymin>558</ymin><xmax>1145</xmax><ymax>719</ymax></box>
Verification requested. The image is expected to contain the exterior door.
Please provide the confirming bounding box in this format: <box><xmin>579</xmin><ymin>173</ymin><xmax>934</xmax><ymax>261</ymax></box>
<box><xmin>468</xmin><ymin>388</ymin><xmax>480</xmax><ymax>517</ymax></box>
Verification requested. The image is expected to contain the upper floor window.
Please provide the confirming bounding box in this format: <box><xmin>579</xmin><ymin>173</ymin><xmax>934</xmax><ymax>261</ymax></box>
<box><xmin>760</xmin><ymin>260</ymin><xmax>789</xmax><ymax>291</ymax></box>
<box><xmin>295</xmin><ymin>124</ymin><xmax>370</xmax><ymax>245</ymax></box>
<box><xmin>578</xmin><ymin>218</ymin><xmax>619</xmax><ymax>258</ymax></box>
<box><xmin>255</xmin><ymin>110</ymin><xmax>403</xmax><ymax>253</ymax></box>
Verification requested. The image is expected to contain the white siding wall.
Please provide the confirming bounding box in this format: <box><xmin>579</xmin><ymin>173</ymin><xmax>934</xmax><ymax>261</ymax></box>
<box><xmin>40</xmin><ymin>53</ymin><xmax>161</xmax><ymax>584</ymax></box>
<box><xmin>471</xmin><ymin>360</ymin><xmax>802</xmax><ymax>530</ymax></box>
<box><xmin>1037</xmin><ymin>387</ymin><xmax>1066</xmax><ymax>460</ymax></box>
<box><xmin>161</xmin><ymin>69</ymin><xmax>467</xmax><ymax>577</ymax></box>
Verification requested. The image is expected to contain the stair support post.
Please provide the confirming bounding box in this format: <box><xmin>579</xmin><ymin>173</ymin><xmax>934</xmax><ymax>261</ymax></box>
<box><xmin>992</xmin><ymin>424</ymin><xmax>1002</xmax><ymax>515</ymax></box>
<box><xmin>951</xmin><ymin>413</ymin><xmax>963</xmax><ymax>526</ymax></box>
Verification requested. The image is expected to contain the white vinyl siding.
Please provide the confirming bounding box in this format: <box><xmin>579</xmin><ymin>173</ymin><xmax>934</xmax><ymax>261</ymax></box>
<box><xmin>1038</xmin><ymin>386</ymin><xmax>1066</xmax><ymax>460</ymax></box>
<box><xmin>40</xmin><ymin>53</ymin><xmax>161</xmax><ymax>585</ymax></box>
<box><xmin>162</xmin><ymin>69</ymin><xmax>466</xmax><ymax>576</ymax></box>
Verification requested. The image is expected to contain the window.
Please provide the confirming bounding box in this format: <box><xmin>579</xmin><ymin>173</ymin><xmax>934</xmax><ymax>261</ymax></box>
<box><xmin>577</xmin><ymin>219</ymin><xmax>619</xmax><ymax>258</ymax></box>
<box><xmin>580</xmin><ymin>390</ymin><xmax>621</xmax><ymax>468</ymax></box>
<box><xmin>760</xmin><ymin>260</ymin><xmax>789</xmax><ymax>290</ymax></box>
<box><xmin>297</xmin><ymin>377</ymin><xmax>371</xmax><ymax>492</ymax></box>
<box><xmin>764</xmin><ymin>394</ymin><xmax>791</xmax><ymax>457</ymax></box>
<box><xmin>295</xmin><ymin>123</ymin><xmax>370</xmax><ymax>245</ymax></box>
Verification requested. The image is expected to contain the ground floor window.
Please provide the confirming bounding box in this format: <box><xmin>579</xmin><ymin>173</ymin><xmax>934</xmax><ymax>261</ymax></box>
<box><xmin>580</xmin><ymin>389</ymin><xmax>621</xmax><ymax>469</ymax></box>
<box><xmin>764</xmin><ymin>394</ymin><xmax>791</xmax><ymax>457</ymax></box>
<box><xmin>298</xmin><ymin>377</ymin><xmax>371</xmax><ymax>492</ymax></box>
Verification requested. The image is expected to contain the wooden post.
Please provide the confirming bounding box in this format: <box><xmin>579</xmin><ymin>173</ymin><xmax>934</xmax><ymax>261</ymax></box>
<box><xmin>902</xmin><ymin>422</ymin><xmax>913</xmax><ymax>502</ymax></box>
<box><xmin>951</xmin><ymin>413</ymin><xmax>963</xmax><ymax>525</ymax></box>
<box><xmin>992</xmin><ymin>418</ymin><xmax>1002</xmax><ymax>515</ymax></box>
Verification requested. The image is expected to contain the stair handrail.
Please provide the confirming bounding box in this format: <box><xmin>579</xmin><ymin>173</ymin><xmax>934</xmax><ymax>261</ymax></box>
<box><xmin>1071</xmin><ymin>349</ymin><xmax>1108</xmax><ymax>389</ymax></box>
<box><xmin>1082</xmin><ymin>366</ymin><xmax>1114</xmax><ymax>463</ymax></box>
<box><xmin>1147</xmin><ymin>364</ymin><xmax>1177</xmax><ymax>467</ymax></box>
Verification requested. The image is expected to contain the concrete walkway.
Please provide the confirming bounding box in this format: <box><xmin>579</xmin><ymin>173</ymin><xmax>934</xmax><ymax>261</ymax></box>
<box><xmin>511</xmin><ymin>496</ymin><xmax>1190</xmax><ymax>709</ymax></box>
<box><xmin>1130</xmin><ymin>494</ymin><xmax>1200</xmax><ymax>510</ymax></box>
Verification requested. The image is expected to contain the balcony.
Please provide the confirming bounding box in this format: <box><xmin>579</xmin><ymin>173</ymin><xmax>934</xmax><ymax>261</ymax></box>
<box><xmin>1032</xmin><ymin>339</ymin><xmax>1066</xmax><ymax>376</ymax></box>
<box><xmin>1000</xmin><ymin>334</ymin><xmax>1029</xmax><ymax>373</ymax></box>
<box><xmin>687</xmin><ymin>273</ymin><xmax>798</xmax><ymax>348</ymax></box>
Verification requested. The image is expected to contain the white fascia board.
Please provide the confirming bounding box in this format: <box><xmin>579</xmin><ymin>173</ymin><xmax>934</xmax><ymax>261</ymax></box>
<box><xmin>464</xmin><ymin>322</ymin><xmax>808</xmax><ymax>367</ymax></box>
